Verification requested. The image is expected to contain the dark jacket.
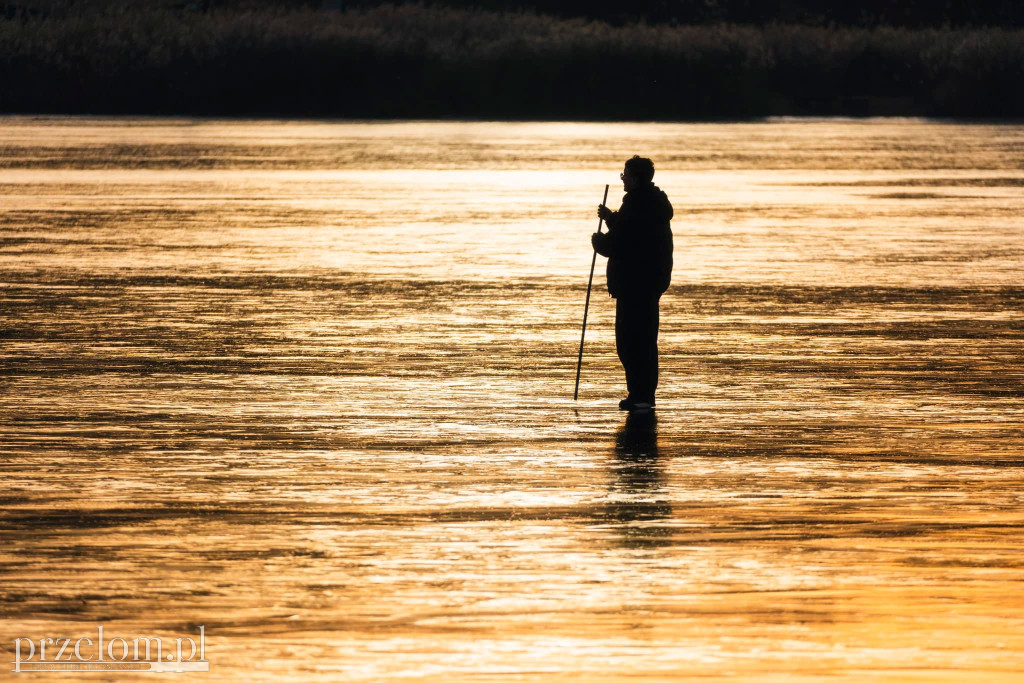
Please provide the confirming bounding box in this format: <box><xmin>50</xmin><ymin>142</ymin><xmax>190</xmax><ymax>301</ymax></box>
<box><xmin>592</xmin><ymin>182</ymin><xmax>673</xmax><ymax>299</ymax></box>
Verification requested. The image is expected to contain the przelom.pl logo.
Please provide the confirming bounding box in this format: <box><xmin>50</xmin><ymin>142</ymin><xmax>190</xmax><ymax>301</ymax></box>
<box><xmin>11</xmin><ymin>625</ymin><xmax>208</xmax><ymax>673</ymax></box>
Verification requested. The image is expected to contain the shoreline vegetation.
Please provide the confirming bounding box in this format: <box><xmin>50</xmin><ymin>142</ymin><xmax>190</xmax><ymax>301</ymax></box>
<box><xmin>2</xmin><ymin>3</ymin><xmax>1023</xmax><ymax>119</ymax></box>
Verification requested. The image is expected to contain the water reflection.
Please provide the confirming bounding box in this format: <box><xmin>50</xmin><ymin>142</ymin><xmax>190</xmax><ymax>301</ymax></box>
<box><xmin>605</xmin><ymin>411</ymin><xmax>674</xmax><ymax>548</ymax></box>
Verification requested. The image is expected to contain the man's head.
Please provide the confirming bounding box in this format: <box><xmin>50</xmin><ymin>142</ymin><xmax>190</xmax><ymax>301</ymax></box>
<box><xmin>621</xmin><ymin>155</ymin><xmax>654</xmax><ymax>191</ymax></box>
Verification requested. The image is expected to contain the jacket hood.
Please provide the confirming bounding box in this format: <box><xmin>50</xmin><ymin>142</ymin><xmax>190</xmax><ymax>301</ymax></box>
<box><xmin>628</xmin><ymin>183</ymin><xmax>674</xmax><ymax>222</ymax></box>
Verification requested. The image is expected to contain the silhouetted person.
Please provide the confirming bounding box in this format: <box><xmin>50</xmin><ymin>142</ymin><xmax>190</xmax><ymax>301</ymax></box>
<box><xmin>593</xmin><ymin>156</ymin><xmax>673</xmax><ymax>411</ymax></box>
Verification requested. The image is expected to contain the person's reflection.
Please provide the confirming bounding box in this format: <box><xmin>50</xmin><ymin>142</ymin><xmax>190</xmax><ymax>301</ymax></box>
<box><xmin>605</xmin><ymin>410</ymin><xmax>674</xmax><ymax>549</ymax></box>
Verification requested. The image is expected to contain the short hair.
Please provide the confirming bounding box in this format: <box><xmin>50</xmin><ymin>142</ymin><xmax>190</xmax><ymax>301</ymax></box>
<box><xmin>624</xmin><ymin>155</ymin><xmax>654</xmax><ymax>183</ymax></box>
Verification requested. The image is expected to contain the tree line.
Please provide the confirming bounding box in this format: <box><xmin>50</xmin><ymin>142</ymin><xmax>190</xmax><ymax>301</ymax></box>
<box><xmin>3</xmin><ymin>3</ymin><xmax>1022</xmax><ymax>118</ymax></box>
<box><xmin>6</xmin><ymin>0</ymin><xmax>1024</xmax><ymax>27</ymax></box>
<box><xmin>268</xmin><ymin>0</ymin><xmax>1024</xmax><ymax>27</ymax></box>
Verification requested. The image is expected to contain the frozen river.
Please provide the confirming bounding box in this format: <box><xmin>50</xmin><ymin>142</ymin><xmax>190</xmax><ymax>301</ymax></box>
<box><xmin>1</xmin><ymin>117</ymin><xmax>1023</xmax><ymax>679</ymax></box>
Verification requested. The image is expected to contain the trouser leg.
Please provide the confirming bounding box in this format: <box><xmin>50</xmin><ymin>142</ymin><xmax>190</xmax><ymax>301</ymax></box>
<box><xmin>615</xmin><ymin>294</ymin><xmax>660</xmax><ymax>402</ymax></box>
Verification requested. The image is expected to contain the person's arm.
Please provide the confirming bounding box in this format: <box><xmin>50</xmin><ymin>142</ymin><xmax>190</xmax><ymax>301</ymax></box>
<box><xmin>597</xmin><ymin>203</ymin><xmax>625</xmax><ymax>229</ymax></box>
<box><xmin>593</xmin><ymin>197</ymin><xmax>628</xmax><ymax>256</ymax></box>
<box><xmin>591</xmin><ymin>230</ymin><xmax>614</xmax><ymax>256</ymax></box>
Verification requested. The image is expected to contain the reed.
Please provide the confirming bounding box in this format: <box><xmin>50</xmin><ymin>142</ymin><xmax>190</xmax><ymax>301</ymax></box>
<box><xmin>1</xmin><ymin>3</ymin><xmax>1022</xmax><ymax>117</ymax></box>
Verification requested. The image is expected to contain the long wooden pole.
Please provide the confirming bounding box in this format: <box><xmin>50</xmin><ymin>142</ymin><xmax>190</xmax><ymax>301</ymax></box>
<box><xmin>574</xmin><ymin>184</ymin><xmax>610</xmax><ymax>401</ymax></box>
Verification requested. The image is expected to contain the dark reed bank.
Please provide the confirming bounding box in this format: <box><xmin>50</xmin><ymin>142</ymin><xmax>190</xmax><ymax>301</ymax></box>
<box><xmin>339</xmin><ymin>0</ymin><xmax>1024</xmax><ymax>28</ymax></box>
<box><xmin>2</xmin><ymin>3</ymin><xmax>1023</xmax><ymax>118</ymax></box>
